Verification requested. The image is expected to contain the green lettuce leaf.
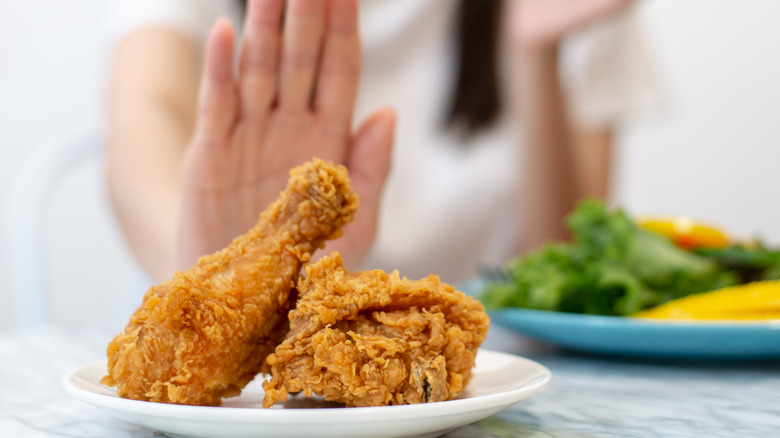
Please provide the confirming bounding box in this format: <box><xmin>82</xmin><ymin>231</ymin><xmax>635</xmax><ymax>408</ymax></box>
<box><xmin>481</xmin><ymin>199</ymin><xmax>738</xmax><ymax>316</ymax></box>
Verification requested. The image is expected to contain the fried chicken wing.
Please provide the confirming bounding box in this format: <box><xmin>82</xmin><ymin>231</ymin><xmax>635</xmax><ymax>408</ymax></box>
<box><xmin>101</xmin><ymin>159</ymin><xmax>357</xmax><ymax>406</ymax></box>
<box><xmin>262</xmin><ymin>253</ymin><xmax>490</xmax><ymax>407</ymax></box>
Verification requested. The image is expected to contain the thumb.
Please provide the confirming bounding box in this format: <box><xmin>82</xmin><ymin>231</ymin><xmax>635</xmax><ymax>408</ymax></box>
<box><xmin>326</xmin><ymin>107</ymin><xmax>395</xmax><ymax>269</ymax></box>
<box><xmin>348</xmin><ymin>107</ymin><xmax>396</xmax><ymax>202</ymax></box>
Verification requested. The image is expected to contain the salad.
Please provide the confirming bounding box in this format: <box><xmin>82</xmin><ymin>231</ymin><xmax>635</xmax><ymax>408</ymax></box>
<box><xmin>480</xmin><ymin>200</ymin><xmax>780</xmax><ymax>317</ymax></box>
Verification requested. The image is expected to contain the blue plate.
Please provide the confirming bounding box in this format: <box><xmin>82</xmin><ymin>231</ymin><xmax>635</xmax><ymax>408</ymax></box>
<box><xmin>489</xmin><ymin>308</ymin><xmax>780</xmax><ymax>360</ymax></box>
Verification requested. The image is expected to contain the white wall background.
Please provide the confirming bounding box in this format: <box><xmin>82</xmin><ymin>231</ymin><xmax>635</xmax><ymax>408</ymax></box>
<box><xmin>2</xmin><ymin>0</ymin><xmax>780</xmax><ymax>330</ymax></box>
<box><xmin>0</xmin><ymin>0</ymin><xmax>139</xmax><ymax>330</ymax></box>
<box><xmin>616</xmin><ymin>0</ymin><xmax>780</xmax><ymax>242</ymax></box>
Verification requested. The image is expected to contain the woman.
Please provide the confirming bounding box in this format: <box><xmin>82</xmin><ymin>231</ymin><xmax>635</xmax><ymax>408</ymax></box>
<box><xmin>105</xmin><ymin>0</ymin><xmax>662</xmax><ymax>285</ymax></box>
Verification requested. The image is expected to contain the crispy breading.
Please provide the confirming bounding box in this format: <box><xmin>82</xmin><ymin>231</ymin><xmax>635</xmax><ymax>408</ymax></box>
<box><xmin>262</xmin><ymin>252</ymin><xmax>490</xmax><ymax>407</ymax></box>
<box><xmin>101</xmin><ymin>159</ymin><xmax>357</xmax><ymax>406</ymax></box>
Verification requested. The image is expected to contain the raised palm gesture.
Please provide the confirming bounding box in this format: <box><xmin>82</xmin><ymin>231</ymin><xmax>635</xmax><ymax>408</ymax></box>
<box><xmin>178</xmin><ymin>0</ymin><xmax>394</xmax><ymax>270</ymax></box>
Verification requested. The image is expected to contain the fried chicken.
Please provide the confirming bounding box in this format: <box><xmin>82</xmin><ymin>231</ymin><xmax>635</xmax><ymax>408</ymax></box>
<box><xmin>101</xmin><ymin>159</ymin><xmax>357</xmax><ymax>406</ymax></box>
<box><xmin>262</xmin><ymin>253</ymin><xmax>490</xmax><ymax>408</ymax></box>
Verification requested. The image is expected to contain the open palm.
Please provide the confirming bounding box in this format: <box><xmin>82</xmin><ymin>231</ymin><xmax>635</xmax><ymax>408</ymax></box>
<box><xmin>178</xmin><ymin>0</ymin><xmax>394</xmax><ymax>270</ymax></box>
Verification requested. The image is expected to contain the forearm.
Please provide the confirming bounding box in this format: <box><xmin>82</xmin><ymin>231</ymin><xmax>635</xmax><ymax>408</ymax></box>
<box><xmin>106</xmin><ymin>28</ymin><xmax>199</xmax><ymax>281</ymax></box>
<box><xmin>108</xmin><ymin>106</ymin><xmax>191</xmax><ymax>282</ymax></box>
<box><xmin>517</xmin><ymin>46</ymin><xmax>579</xmax><ymax>251</ymax></box>
<box><xmin>572</xmin><ymin>128</ymin><xmax>612</xmax><ymax>199</ymax></box>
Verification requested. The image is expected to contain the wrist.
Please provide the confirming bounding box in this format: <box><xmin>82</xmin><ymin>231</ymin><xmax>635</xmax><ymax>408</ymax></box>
<box><xmin>516</xmin><ymin>42</ymin><xmax>559</xmax><ymax>67</ymax></box>
<box><xmin>513</xmin><ymin>44</ymin><xmax>560</xmax><ymax>89</ymax></box>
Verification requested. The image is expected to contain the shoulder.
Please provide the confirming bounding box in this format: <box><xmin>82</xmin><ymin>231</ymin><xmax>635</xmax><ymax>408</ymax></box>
<box><xmin>105</xmin><ymin>0</ymin><xmax>243</xmax><ymax>46</ymax></box>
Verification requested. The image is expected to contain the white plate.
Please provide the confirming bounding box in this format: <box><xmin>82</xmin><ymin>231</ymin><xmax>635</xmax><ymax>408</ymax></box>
<box><xmin>64</xmin><ymin>349</ymin><xmax>550</xmax><ymax>438</ymax></box>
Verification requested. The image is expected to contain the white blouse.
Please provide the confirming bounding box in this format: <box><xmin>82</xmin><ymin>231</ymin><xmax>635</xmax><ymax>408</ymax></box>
<box><xmin>106</xmin><ymin>0</ymin><xmax>664</xmax><ymax>284</ymax></box>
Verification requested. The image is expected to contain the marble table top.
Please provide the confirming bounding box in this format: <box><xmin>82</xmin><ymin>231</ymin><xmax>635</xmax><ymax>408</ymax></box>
<box><xmin>2</xmin><ymin>324</ymin><xmax>778</xmax><ymax>437</ymax></box>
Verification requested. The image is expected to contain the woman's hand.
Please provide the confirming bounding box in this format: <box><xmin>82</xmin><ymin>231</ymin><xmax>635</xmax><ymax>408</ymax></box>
<box><xmin>505</xmin><ymin>0</ymin><xmax>628</xmax><ymax>252</ymax></box>
<box><xmin>178</xmin><ymin>0</ymin><xmax>395</xmax><ymax>270</ymax></box>
<box><xmin>507</xmin><ymin>0</ymin><xmax>630</xmax><ymax>49</ymax></box>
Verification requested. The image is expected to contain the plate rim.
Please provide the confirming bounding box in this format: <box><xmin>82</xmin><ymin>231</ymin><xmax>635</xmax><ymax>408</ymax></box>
<box><xmin>63</xmin><ymin>349</ymin><xmax>551</xmax><ymax>425</ymax></box>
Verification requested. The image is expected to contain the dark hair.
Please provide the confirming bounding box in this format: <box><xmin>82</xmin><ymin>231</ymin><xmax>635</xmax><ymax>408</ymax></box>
<box><xmin>445</xmin><ymin>0</ymin><xmax>504</xmax><ymax>136</ymax></box>
<box><xmin>238</xmin><ymin>0</ymin><xmax>504</xmax><ymax>136</ymax></box>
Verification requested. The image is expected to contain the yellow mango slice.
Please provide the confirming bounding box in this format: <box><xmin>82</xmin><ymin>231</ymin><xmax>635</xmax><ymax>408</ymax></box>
<box><xmin>634</xmin><ymin>280</ymin><xmax>780</xmax><ymax>321</ymax></box>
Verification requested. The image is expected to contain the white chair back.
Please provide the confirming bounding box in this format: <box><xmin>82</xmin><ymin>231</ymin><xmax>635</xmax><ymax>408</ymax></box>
<box><xmin>4</xmin><ymin>126</ymin><xmax>104</xmax><ymax>328</ymax></box>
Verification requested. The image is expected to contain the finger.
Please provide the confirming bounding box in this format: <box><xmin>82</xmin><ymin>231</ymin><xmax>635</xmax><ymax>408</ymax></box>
<box><xmin>348</xmin><ymin>107</ymin><xmax>395</xmax><ymax>196</ymax></box>
<box><xmin>238</xmin><ymin>0</ymin><xmax>284</xmax><ymax>119</ymax></box>
<box><xmin>348</xmin><ymin>108</ymin><xmax>396</xmax><ymax>229</ymax></box>
<box><xmin>327</xmin><ymin>107</ymin><xmax>395</xmax><ymax>268</ymax></box>
<box><xmin>194</xmin><ymin>19</ymin><xmax>238</xmax><ymax>147</ymax></box>
<box><xmin>314</xmin><ymin>0</ymin><xmax>360</xmax><ymax>125</ymax></box>
<box><xmin>278</xmin><ymin>0</ymin><xmax>327</xmax><ymax>111</ymax></box>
